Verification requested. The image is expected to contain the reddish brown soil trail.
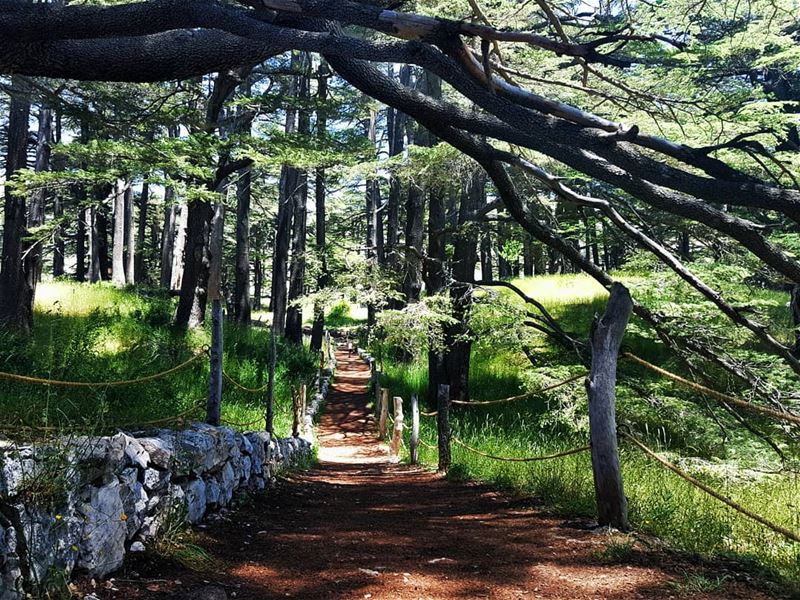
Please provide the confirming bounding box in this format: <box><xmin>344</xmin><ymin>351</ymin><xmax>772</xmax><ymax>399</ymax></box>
<box><xmin>100</xmin><ymin>349</ymin><xmax>777</xmax><ymax>600</ymax></box>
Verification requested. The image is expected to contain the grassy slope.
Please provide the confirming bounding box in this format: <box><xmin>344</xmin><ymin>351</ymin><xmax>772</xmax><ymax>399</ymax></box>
<box><xmin>0</xmin><ymin>281</ymin><xmax>316</xmax><ymax>436</ymax></box>
<box><xmin>377</xmin><ymin>272</ymin><xmax>800</xmax><ymax>586</ymax></box>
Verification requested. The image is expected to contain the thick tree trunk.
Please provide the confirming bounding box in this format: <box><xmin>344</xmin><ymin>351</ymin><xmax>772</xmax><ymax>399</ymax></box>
<box><xmin>28</xmin><ymin>106</ymin><xmax>52</xmax><ymax>286</ymax></box>
<box><xmin>75</xmin><ymin>205</ymin><xmax>87</xmax><ymax>282</ymax></box>
<box><xmin>436</xmin><ymin>383</ymin><xmax>451</xmax><ymax>473</ymax></box>
<box><xmin>175</xmin><ymin>199</ymin><xmax>213</xmax><ymax>328</ymax></box>
<box><xmin>272</xmin><ymin>55</ymin><xmax>302</xmax><ymax>335</ymax></box>
<box><xmin>586</xmin><ymin>282</ymin><xmax>631</xmax><ymax>530</ymax></box>
<box><xmin>0</xmin><ymin>78</ymin><xmax>32</xmax><ymax>331</ymax></box>
<box><xmin>233</xmin><ymin>166</ymin><xmax>252</xmax><ymax>324</ymax></box>
<box><xmin>310</xmin><ymin>63</ymin><xmax>329</xmax><ymax>352</ymax></box>
<box><xmin>445</xmin><ymin>171</ymin><xmax>482</xmax><ymax>402</ymax></box>
<box><xmin>159</xmin><ymin>189</ymin><xmax>177</xmax><ymax>289</ymax></box>
<box><xmin>426</xmin><ymin>188</ymin><xmax>448</xmax><ymax>405</ymax></box>
<box><xmin>286</xmin><ymin>54</ymin><xmax>310</xmax><ymax>344</ymax></box>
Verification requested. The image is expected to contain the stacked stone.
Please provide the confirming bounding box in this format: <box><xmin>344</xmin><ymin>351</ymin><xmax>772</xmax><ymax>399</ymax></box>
<box><xmin>0</xmin><ymin>426</ymin><xmax>312</xmax><ymax>599</ymax></box>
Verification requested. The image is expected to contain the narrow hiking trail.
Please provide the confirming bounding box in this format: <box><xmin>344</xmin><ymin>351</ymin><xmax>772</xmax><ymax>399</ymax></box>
<box><xmin>95</xmin><ymin>349</ymin><xmax>776</xmax><ymax>600</ymax></box>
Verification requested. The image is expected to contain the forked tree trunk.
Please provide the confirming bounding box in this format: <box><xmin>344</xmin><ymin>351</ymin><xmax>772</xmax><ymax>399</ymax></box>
<box><xmin>586</xmin><ymin>282</ymin><xmax>631</xmax><ymax>530</ymax></box>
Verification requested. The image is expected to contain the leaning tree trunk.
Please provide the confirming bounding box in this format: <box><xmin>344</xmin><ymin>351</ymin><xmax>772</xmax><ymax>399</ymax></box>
<box><xmin>0</xmin><ymin>80</ymin><xmax>34</xmax><ymax>331</ymax></box>
<box><xmin>586</xmin><ymin>282</ymin><xmax>631</xmax><ymax>530</ymax></box>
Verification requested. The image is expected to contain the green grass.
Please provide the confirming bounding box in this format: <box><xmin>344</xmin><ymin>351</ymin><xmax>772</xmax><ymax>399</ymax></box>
<box><xmin>377</xmin><ymin>270</ymin><xmax>800</xmax><ymax>588</ymax></box>
<box><xmin>0</xmin><ymin>281</ymin><xmax>317</xmax><ymax>437</ymax></box>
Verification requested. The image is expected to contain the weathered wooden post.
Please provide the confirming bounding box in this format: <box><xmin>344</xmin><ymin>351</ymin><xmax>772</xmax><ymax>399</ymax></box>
<box><xmin>206</xmin><ymin>202</ymin><xmax>225</xmax><ymax>426</ymax></box>
<box><xmin>378</xmin><ymin>388</ymin><xmax>390</xmax><ymax>439</ymax></box>
<box><xmin>265</xmin><ymin>324</ymin><xmax>276</xmax><ymax>434</ymax></box>
<box><xmin>390</xmin><ymin>396</ymin><xmax>404</xmax><ymax>460</ymax></box>
<box><xmin>300</xmin><ymin>383</ymin><xmax>308</xmax><ymax>435</ymax></box>
<box><xmin>410</xmin><ymin>394</ymin><xmax>420</xmax><ymax>465</ymax></box>
<box><xmin>437</xmin><ymin>384</ymin><xmax>451</xmax><ymax>472</ymax></box>
<box><xmin>586</xmin><ymin>282</ymin><xmax>632</xmax><ymax>530</ymax></box>
<box><xmin>291</xmin><ymin>386</ymin><xmax>301</xmax><ymax>438</ymax></box>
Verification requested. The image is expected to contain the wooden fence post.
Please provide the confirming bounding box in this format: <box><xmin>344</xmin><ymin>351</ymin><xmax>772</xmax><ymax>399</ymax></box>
<box><xmin>378</xmin><ymin>388</ymin><xmax>389</xmax><ymax>439</ymax></box>
<box><xmin>300</xmin><ymin>383</ymin><xmax>307</xmax><ymax>435</ymax></box>
<box><xmin>587</xmin><ymin>282</ymin><xmax>632</xmax><ymax>530</ymax></box>
<box><xmin>437</xmin><ymin>384</ymin><xmax>451</xmax><ymax>472</ymax></box>
<box><xmin>291</xmin><ymin>386</ymin><xmax>301</xmax><ymax>437</ymax></box>
<box><xmin>410</xmin><ymin>394</ymin><xmax>420</xmax><ymax>465</ymax></box>
<box><xmin>266</xmin><ymin>324</ymin><xmax>276</xmax><ymax>434</ymax></box>
<box><xmin>206</xmin><ymin>201</ymin><xmax>225</xmax><ymax>427</ymax></box>
<box><xmin>390</xmin><ymin>396</ymin><xmax>404</xmax><ymax>460</ymax></box>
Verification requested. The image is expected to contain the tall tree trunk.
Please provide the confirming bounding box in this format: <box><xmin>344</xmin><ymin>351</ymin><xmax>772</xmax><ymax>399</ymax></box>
<box><xmin>286</xmin><ymin>54</ymin><xmax>311</xmax><ymax>344</ymax></box>
<box><xmin>159</xmin><ymin>188</ymin><xmax>177</xmax><ymax>289</ymax></box>
<box><xmin>426</xmin><ymin>188</ymin><xmax>448</xmax><ymax>405</ymax></box>
<box><xmin>112</xmin><ymin>181</ymin><xmax>126</xmax><ymax>286</ymax></box>
<box><xmin>171</xmin><ymin>201</ymin><xmax>188</xmax><ymax>291</ymax></box>
<box><xmin>124</xmin><ymin>184</ymin><xmax>135</xmax><ymax>283</ymax></box>
<box><xmin>0</xmin><ymin>77</ymin><xmax>32</xmax><ymax>331</ymax></box>
<box><xmin>233</xmin><ymin>166</ymin><xmax>252</xmax><ymax>324</ymax></box>
<box><xmin>310</xmin><ymin>60</ymin><xmax>330</xmax><ymax>352</ymax></box>
<box><xmin>52</xmin><ymin>110</ymin><xmax>66</xmax><ymax>278</ymax></box>
<box><xmin>522</xmin><ymin>234</ymin><xmax>534</xmax><ymax>277</ymax></box>
<box><xmin>445</xmin><ymin>171</ymin><xmax>482</xmax><ymax>402</ymax></box>
<box><xmin>402</xmin><ymin>185</ymin><xmax>424</xmax><ymax>304</ymax></box>
<box><xmin>135</xmin><ymin>181</ymin><xmax>150</xmax><ymax>282</ymax></box>
<box><xmin>480</xmin><ymin>232</ymin><xmax>493</xmax><ymax>280</ymax></box>
<box><xmin>28</xmin><ymin>106</ymin><xmax>52</xmax><ymax>286</ymax></box>
<box><xmin>175</xmin><ymin>199</ymin><xmax>213</xmax><ymax>327</ymax></box>
<box><xmin>271</xmin><ymin>53</ymin><xmax>302</xmax><ymax>335</ymax></box>
<box><xmin>74</xmin><ymin>120</ymin><xmax>90</xmax><ymax>283</ymax></box>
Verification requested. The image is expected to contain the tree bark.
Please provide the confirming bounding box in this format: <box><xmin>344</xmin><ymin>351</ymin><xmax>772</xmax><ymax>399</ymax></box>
<box><xmin>586</xmin><ymin>282</ymin><xmax>631</xmax><ymax>530</ymax></box>
<box><xmin>171</xmin><ymin>200</ymin><xmax>187</xmax><ymax>291</ymax></box>
<box><xmin>124</xmin><ymin>184</ymin><xmax>135</xmax><ymax>283</ymax></box>
<box><xmin>159</xmin><ymin>189</ymin><xmax>177</xmax><ymax>289</ymax></box>
<box><xmin>175</xmin><ymin>199</ymin><xmax>213</xmax><ymax>327</ymax></box>
<box><xmin>437</xmin><ymin>383</ymin><xmax>451</xmax><ymax>473</ymax></box>
<box><xmin>0</xmin><ymin>77</ymin><xmax>32</xmax><ymax>331</ymax></box>
<box><xmin>310</xmin><ymin>60</ymin><xmax>330</xmax><ymax>353</ymax></box>
<box><xmin>233</xmin><ymin>166</ymin><xmax>252</xmax><ymax>324</ymax></box>
<box><xmin>135</xmin><ymin>181</ymin><xmax>150</xmax><ymax>282</ymax></box>
<box><xmin>112</xmin><ymin>181</ymin><xmax>126</xmax><ymax>286</ymax></box>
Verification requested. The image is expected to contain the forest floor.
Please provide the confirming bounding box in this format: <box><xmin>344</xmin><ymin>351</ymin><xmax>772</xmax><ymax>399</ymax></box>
<box><xmin>78</xmin><ymin>349</ymin><xmax>782</xmax><ymax>600</ymax></box>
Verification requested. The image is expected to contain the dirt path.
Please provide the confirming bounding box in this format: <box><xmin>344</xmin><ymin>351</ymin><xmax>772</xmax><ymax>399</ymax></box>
<box><xmin>98</xmin><ymin>349</ymin><xmax>778</xmax><ymax>600</ymax></box>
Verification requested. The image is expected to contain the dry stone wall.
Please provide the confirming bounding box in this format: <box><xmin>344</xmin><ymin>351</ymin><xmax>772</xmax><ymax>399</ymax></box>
<box><xmin>0</xmin><ymin>369</ymin><xmax>332</xmax><ymax>599</ymax></box>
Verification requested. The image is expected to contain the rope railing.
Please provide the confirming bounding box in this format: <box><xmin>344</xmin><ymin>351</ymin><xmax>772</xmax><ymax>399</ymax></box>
<box><xmin>620</xmin><ymin>431</ymin><xmax>800</xmax><ymax>544</ymax></box>
<box><xmin>0</xmin><ymin>401</ymin><xmax>205</xmax><ymax>434</ymax></box>
<box><xmin>0</xmin><ymin>351</ymin><xmax>205</xmax><ymax>389</ymax></box>
<box><xmin>623</xmin><ymin>352</ymin><xmax>800</xmax><ymax>427</ymax></box>
<box><xmin>222</xmin><ymin>369</ymin><xmax>269</xmax><ymax>394</ymax></box>
<box><xmin>417</xmin><ymin>372</ymin><xmax>587</xmax><ymax>416</ymax></box>
<box><xmin>452</xmin><ymin>436</ymin><xmax>591</xmax><ymax>462</ymax></box>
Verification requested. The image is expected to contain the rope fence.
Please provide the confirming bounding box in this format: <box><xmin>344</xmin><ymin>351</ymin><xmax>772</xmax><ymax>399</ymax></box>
<box><xmin>623</xmin><ymin>352</ymin><xmax>800</xmax><ymax>427</ymax></box>
<box><xmin>0</xmin><ymin>352</ymin><xmax>205</xmax><ymax>388</ymax></box>
<box><xmin>222</xmin><ymin>370</ymin><xmax>269</xmax><ymax>394</ymax></box>
<box><xmin>620</xmin><ymin>430</ymin><xmax>800</xmax><ymax>544</ymax></box>
<box><xmin>452</xmin><ymin>436</ymin><xmax>591</xmax><ymax>462</ymax></box>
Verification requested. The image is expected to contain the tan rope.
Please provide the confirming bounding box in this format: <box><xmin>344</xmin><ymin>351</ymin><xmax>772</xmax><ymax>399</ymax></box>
<box><xmin>418</xmin><ymin>438</ymin><xmax>439</xmax><ymax>450</ymax></box>
<box><xmin>222</xmin><ymin>370</ymin><xmax>269</xmax><ymax>394</ymax></box>
<box><xmin>0</xmin><ymin>352</ymin><xmax>205</xmax><ymax>388</ymax></box>
<box><xmin>452</xmin><ymin>436</ymin><xmax>590</xmax><ymax>462</ymax></box>
<box><xmin>623</xmin><ymin>353</ymin><xmax>800</xmax><ymax>427</ymax></box>
<box><xmin>0</xmin><ymin>402</ymin><xmax>204</xmax><ymax>433</ymax></box>
<box><xmin>420</xmin><ymin>410</ymin><xmax>438</xmax><ymax>417</ymax></box>
<box><xmin>221</xmin><ymin>414</ymin><xmax>266</xmax><ymax>430</ymax></box>
<box><xmin>621</xmin><ymin>431</ymin><xmax>800</xmax><ymax>543</ymax></box>
<box><xmin>450</xmin><ymin>372</ymin><xmax>587</xmax><ymax>406</ymax></box>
